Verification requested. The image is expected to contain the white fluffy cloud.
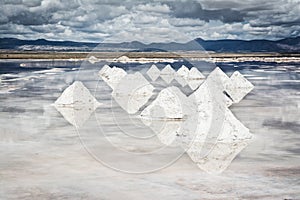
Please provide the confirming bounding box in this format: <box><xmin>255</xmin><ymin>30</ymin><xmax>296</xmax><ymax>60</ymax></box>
<box><xmin>0</xmin><ymin>0</ymin><xmax>299</xmax><ymax>43</ymax></box>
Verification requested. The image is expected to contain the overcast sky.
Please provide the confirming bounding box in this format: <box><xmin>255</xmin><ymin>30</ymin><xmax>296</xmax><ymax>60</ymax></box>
<box><xmin>0</xmin><ymin>0</ymin><xmax>299</xmax><ymax>43</ymax></box>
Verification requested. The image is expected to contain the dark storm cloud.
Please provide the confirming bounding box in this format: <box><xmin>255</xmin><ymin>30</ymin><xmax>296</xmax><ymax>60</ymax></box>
<box><xmin>2</xmin><ymin>0</ymin><xmax>23</xmax><ymax>4</ymax></box>
<box><xmin>8</xmin><ymin>11</ymin><xmax>56</xmax><ymax>25</ymax></box>
<box><xmin>0</xmin><ymin>1</ymin><xmax>80</xmax><ymax>26</ymax></box>
<box><xmin>251</xmin><ymin>20</ymin><xmax>300</xmax><ymax>28</ymax></box>
<box><xmin>167</xmin><ymin>1</ymin><xmax>247</xmax><ymax>23</ymax></box>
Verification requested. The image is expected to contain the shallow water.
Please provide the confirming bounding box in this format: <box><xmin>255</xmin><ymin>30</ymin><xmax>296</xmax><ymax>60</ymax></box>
<box><xmin>0</xmin><ymin>59</ymin><xmax>299</xmax><ymax>199</ymax></box>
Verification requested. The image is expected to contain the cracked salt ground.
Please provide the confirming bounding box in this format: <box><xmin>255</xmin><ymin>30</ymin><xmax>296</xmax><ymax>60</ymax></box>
<box><xmin>1</xmin><ymin>60</ymin><xmax>300</xmax><ymax>199</ymax></box>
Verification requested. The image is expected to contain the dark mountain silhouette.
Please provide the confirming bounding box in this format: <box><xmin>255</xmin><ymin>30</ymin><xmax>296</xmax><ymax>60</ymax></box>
<box><xmin>0</xmin><ymin>37</ymin><xmax>299</xmax><ymax>52</ymax></box>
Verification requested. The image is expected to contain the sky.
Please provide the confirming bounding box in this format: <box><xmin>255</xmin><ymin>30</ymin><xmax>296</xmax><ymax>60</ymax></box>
<box><xmin>0</xmin><ymin>0</ymin><xmax>299</xmax><ymax>43</ymax></box>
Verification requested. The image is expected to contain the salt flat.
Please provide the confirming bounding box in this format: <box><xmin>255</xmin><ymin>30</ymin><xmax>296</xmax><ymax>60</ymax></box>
<box><xmin>0</xmin><ymin>59</ymin><xmax>299</xmax><ymax>199</ymax></box>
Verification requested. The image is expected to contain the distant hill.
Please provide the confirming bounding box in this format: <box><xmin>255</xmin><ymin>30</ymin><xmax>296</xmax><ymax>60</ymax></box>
<box><xmin>0</xmin><ymin>37</ymin><xmax>299</xmax><ymax>53</ymax></box>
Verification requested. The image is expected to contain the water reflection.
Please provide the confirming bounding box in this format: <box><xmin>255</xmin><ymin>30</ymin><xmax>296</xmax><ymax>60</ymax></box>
<box><xmin>0</xmin><ymin>59</ymin><xmax>299</xmax><ymax>197</ymax></box>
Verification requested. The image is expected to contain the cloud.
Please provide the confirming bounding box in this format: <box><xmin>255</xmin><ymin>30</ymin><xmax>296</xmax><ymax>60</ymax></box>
<box><xmin>134</xmin><ymin>3</ymin><xmax>170</xmax><ymax>13</ymax></box>
<box><xmin>168</xmin><ymin>18</ymin><xmax>205</xmax><ymax>27</ymax></box>
<box><xmin>22</xmin><ymin>0</ymin><xmax>42</xmax><ymax>7</ymax></box>
<box><xmin>167</xmin><ymin>1</ymin><xmax>247</xmax><ymax>23</ymax></box>
<box><xmin>0</xmin><ymin>0</ymin><xmax>299</xmax><ymax>42</ymax></box>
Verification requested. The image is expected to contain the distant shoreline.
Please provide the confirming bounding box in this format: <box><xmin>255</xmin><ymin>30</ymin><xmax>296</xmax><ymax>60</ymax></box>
<box><xmin>0</xmin><ymin>51</ymin><xmax>300</xmax><ymax>63</ymax></box>
<box><xmin>1</xmin><ymin>51</ymin><xmax>300</xmax><ymax>59</ymax></box>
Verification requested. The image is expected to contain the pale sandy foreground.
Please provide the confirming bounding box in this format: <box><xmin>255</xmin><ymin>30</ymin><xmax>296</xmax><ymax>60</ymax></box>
<box><xmin>0</xmin><ymin>59</ymin><xmax>299</xmax><ymax>199</ymax></box>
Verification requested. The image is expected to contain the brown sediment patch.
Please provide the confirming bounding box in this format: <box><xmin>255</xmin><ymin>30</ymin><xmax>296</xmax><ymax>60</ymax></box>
<box><xmin>1</xmin><ymin>51</ymin><xmax>300</xmax><ymax>60</ymax></box>
<box><xmin>264</xmin><ymin>166</ymin><xmax>300</xmax><ymax>177</ymax></box>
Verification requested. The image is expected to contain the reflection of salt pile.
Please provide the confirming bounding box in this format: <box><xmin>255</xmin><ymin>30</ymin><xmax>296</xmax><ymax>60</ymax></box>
<box><xmin>98</xmin><ymin>65</ymin><xmax>127</xmax><ymax>89</ymax></box>
<box><xmin>141</xmin><ymin>66</ymin><xmax>254</xmax><ymax>174</ymax></box>
<box><xmin>146</xmin><ymin>64</ymin><xmax>205</xmax><ymax>90</ymax></box>
<box><xmin>98</xmin><ymin>64</ymin><xmax>254</xmax><ymax>173</ymax></box>
<box><xmin>115</xmin><ymin>56</ymin><xmax>131</xmax><ymax>63</ymax></box>
<box><xmin>186</xmin><ymin>68</ymin><xmax>253</xmax><ymax>173</ymax></box>
<box><xmin>176</xmin><ymin>65</ymin><xmax>205</xmax><ymax>90</ymax></box>
<box><xmin>99</xmin><ymin>65</ymin><xmax>154</xmax><ymax>114</ymax></box>
<box><xmin>54</xmin><ymin>81</ymin><xmax>101</xmax><ymax>128</ymax></box>
<box><xmin>87</xmin><ymin>56</ymin><xmax>100</xmax><ymax>64</ymax></box>
<box><xmin>141</xmin><ymin>87</ymin><xmax>188</xmax><ymax>145</ymax></box>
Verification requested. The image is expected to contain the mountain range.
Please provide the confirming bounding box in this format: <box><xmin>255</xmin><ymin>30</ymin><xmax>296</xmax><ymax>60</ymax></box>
<box><xmin>1</xmin><ymin>37</ymin><xmax>300</xmax><ymax>53</ymax></box>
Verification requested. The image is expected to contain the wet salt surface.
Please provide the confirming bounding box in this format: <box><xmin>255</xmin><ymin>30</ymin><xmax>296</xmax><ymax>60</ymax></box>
<box><xmin>0</xmin><ymin>59</ymin><xmax>299</xmax><ymax>199</ymax></box>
